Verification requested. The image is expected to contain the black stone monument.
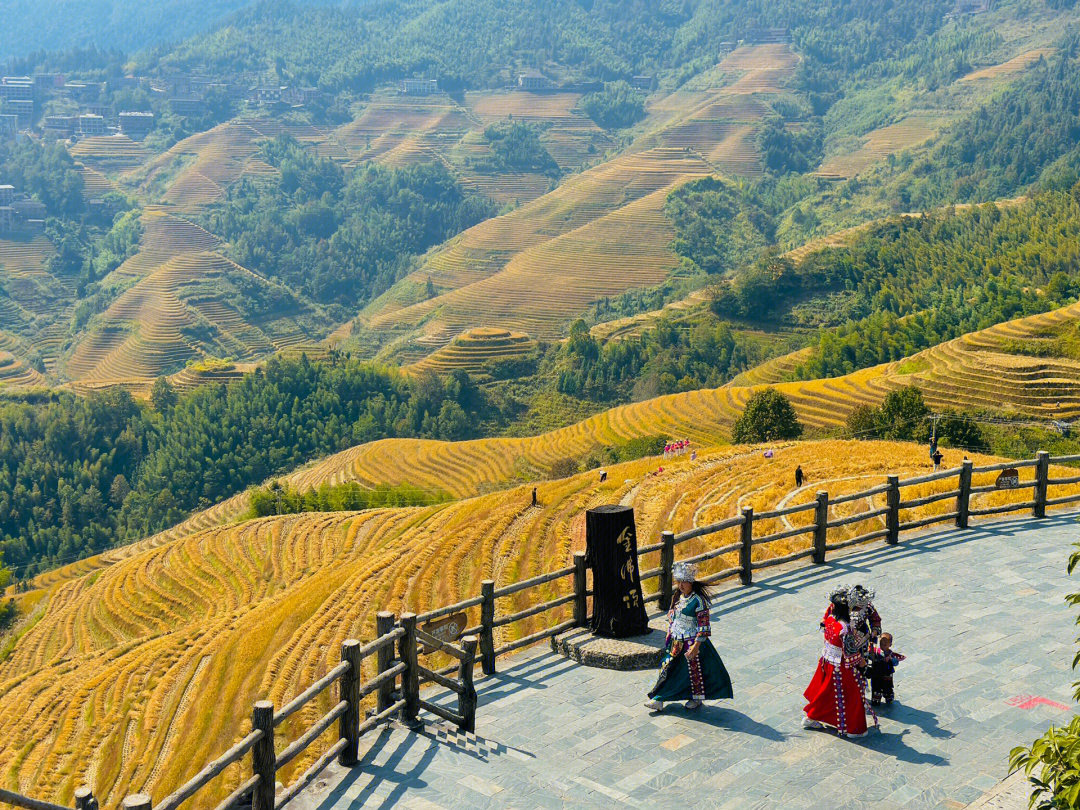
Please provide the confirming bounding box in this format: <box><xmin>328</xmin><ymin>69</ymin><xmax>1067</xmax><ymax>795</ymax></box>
<box><xmin>584</xmin><ymin>504</ymin><xmax>649</xmax><ymax>638</ymax></box>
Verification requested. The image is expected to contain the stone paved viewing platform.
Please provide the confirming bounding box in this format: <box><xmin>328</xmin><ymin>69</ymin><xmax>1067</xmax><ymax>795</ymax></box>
<box><xmin>292</xmin><ymin>513</ymin><xmax>1079</xmax><ymax>809</ymax></box>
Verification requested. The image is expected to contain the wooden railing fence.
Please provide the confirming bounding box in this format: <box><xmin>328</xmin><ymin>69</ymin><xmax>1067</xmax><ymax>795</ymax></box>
<box><xmin>4</xmin><ymin>450</ymin><xmax>1078</xmax><ymax>810</ymax></box>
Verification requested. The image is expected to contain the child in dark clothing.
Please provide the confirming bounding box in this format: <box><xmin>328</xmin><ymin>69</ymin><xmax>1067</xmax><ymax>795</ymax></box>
<box><xmin>869</xmin><ymin>632</ymin><xmax>905</xmax><ymax>705</ymax></box>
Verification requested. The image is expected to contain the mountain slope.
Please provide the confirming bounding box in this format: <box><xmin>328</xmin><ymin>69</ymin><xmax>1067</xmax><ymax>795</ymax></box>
<box><xmin>0</xmin><ymin>0</ymin><xmax>254</xmax><ymax>60</ymax></box>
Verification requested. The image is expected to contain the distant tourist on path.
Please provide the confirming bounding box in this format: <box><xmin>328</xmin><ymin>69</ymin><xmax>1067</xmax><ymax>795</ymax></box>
<box><xmin>803</xmin><ymin>587</ymin><xmax>872</xmax><ymax>737</ymax></box>
<box><xmin>932</xmin><ymin>450</ymin><xmax>943</xmax><ymax>470</ymax></box>
<box><xmin>795</xmin><ymin>465</ymin><xmax>804</xmax><ymax>488</ymax></box>
<box><xmin>869</xmin><ymin>632</ymin><xmax>905</xmax><ymax>706</ymax></box>
<box><xmin>645</xmin><ymin>563</ymin><xmax>732</xmax><ymax>712</ymax></box>
<box><xmin>531</xmin><ymin>487</ymin><xmax>537</xmax><ymax>507</ymax></box>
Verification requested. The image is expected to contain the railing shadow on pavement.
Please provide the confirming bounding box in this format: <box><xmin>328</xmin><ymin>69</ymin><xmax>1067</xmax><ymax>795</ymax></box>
<box><xmin>314</xmin><ymin>728</ymin><xmax>436</xmax><ymax>810</ymax></box>
<box><xmin>704</xmin><ymin>510</ymin><xmax>1079</xmax><ymax>619</ymax></box>
<box><xmin>415</xmin><ymin>723</ymin><xmax>537</xmax><ymax>764</ymax></box>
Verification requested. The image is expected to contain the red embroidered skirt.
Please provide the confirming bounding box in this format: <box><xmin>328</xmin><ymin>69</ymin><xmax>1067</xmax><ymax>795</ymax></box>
<box><xmin>803</xmin><ymin>657</ymin><xmax>867</xmax><ymax>736</ymax></box>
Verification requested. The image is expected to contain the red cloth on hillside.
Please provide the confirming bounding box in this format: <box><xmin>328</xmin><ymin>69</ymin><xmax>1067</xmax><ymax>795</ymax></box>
<box><xmin>803</xmin><ymin>615</ymin><xmax>868</xmax><ymax>736</ymax></box>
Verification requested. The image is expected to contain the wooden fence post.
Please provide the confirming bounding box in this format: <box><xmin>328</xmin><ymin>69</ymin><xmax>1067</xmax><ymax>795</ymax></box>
<box><xmin>251</xmin><ymin>701</ymin><xmax>275</xmax><ymax>810</ymax></box>
<box><xmin>813</xmin><ymin>491</ymin><xmax>828</xmax><ymax>564</ymax></box>
<box><xmin>886</xmin><ymin>475</ymin><xmax>900</xmax><ymax>545</ymax></box>
<box><xmin>399</xmin><ymin>613</ymin><xmax>421</xmax><ymax>728</ymax></box>
<box><xmin>339</xmin><ymin>639</ymin><xmax>362</xmax><ymax>766</ymax></box>
<box><xmin>956</xmin><ymin>460</ymin><xmax>973</xmax><ymax>529</ymax></box>
<box><xmin>479</xmin><ymin>580</ymin><xmax>496</xmax><ymax>675</ymax></box>
<box><xmin>375</xmin><ymin>611</ymin><xmax>396</xmax><ymax>713</ymax></box>
<box><xmin>739</xmin><ymin>506</ymin><xmax>754</xmax><ymax>586</ymax></box>
<box><xmin>572</xmin><ymin>552</ymin><xmax>588</xmax><ymax>627</ymax></box>
<box><xmin>458</xmin><ymin>635</ymin><xmax>479</xmax><ymax>733</ymax></box>
<box><xmin>74</xmin><ymin>787</ymin><xmax>96</xmax><ymax>810</ymax></box>
<box><xmin>1035</xmin><ymin>450</ymin><xmax>1050</xmax><ymax>518</ymax></box>
<box><xmin>122</xmin><ymin>796</ymin><xmax>151</xmax><ymax>810</ymax></box>
<box><xmin>658</xmin><ymin>530</ymin><xmax>675</xmax><ymax>609</ymax></box>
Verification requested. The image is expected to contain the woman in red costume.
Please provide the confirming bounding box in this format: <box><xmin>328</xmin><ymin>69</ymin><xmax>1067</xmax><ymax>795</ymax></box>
<box><xmin>803</xmin><ymin>587</ymin><xmax>872</xmax><ymax>737</ymax></box>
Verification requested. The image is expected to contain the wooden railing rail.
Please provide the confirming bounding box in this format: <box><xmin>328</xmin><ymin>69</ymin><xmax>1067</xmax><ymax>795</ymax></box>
<box><xmin>116</xmin><ymin>623</ymin><xmax>407</xmax><ymax>810</ymax></box>
<box><xmin>0</xmin><ymin>789</ymin><xmax>79</xmax><ymax>810</ymax></box>
<box><xmin>829</xmin><ymin>483</ymin><xmax>890</xmax><ymax>505</ymax></box>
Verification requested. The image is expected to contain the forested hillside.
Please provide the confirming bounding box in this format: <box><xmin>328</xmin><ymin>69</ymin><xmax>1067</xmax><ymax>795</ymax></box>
<box><xmin>205</xmin><ymin>136</ymin><xmax>496</xmax><ymax>313</ymax></box>
<box><xmin>0</xmin><ymin>356</ymin><xmax>493</xmax><ymax>576</ymax></box>
<box><xmin>0</xmin><ymin>0</ymin><xmax>254</xmax><ymax>60</ymax></box>
<box><xmin>156</xmin><ymin>0</ymin><xmax>956</xmax><ymax>91</ymax></box>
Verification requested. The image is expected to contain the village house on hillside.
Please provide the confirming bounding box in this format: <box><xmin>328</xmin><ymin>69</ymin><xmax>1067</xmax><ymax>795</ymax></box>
<box><xmin>400</xmin><ymin>79</ymin><xmax>439</xmax><ymax>96</ymax></box>
<box><xmin>0</xmin><ymin>184</ymin><xmax>46</xmax><ymax>235</ymax></box>
<box><xmin>517</xmin><ymin>69</ymin><xmax>552</xmax><ymax>91</ymax></box>
<box><xmin>119</xmin><ymin>111</ymin><xmax>155</xmax><ymax>138</ymax></box>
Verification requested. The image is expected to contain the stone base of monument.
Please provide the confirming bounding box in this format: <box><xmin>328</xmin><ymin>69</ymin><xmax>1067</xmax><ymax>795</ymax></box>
<box><xmin>551</xmin><ymin>616</ymin><xmax>668</xmax><ymax>670</ymax></box>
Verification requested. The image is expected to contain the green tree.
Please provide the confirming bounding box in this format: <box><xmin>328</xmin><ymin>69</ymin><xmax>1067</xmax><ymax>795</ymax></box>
<box><xmin>731</xmin><ymin>388</ymin><xmax>803</xmax><ymax>443</ymax></box>
<box><xmin>0</xmin><ymin>551</ymin><xmax>13</xmax><ymax>630</ymax></box>
<box><xmin>150</xmin><ymin>376</ymin><xmax>178</xmax><ymax>414</ymax></box>
<box><xmin>876</xmin><ymin>386</ymin><xmax>930</xmax><ymax>441</ymax></box>
<box><xmin>580</xmin><ymin>81</ymin><xmax>647</xmax><ymax>130</ymax></box>
<box><xmin>937</xmin><ymin>409</ymin><xmax>987</xmax><ymax>453</ymax></box>
<box><xmin>846</xmin><ymin>404</ymin><xmax>879</xmax><ymax>439</ymax></box>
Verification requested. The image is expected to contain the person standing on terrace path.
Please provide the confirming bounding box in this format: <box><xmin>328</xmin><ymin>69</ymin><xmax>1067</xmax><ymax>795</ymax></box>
<box><xmin>645</xmin><ymin>562</ymin><xmax>733</xmax><ymax>712</ymax></box>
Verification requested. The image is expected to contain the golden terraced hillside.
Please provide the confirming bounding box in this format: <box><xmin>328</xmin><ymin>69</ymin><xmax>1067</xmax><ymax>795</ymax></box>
<box><xmin>407</xmin><ymin>327</ymin><xmax>535</xmax><ymax>377</ymax></box>
<box><xmin>60</xmin><ymin>206</ymin><xmax>314</xmax><ymax>393</ymax></box>
<box><xmin>1</xmin><ymin>439</ymin><xmax>1068</xmax><ymax>809</ymax></box>
<box><xmin>356</xmin><ymin>44</ymin><xmax>800</xmax><ymax>362</ymax></box>
<box><xmin>135</xmin><ymin>119</ymin><xmax>304</xmax><ymax>212</ymax></box>
<box><xmin>22</xmin><ymin>293</ymin><xmax>1080</xmax><ymax>603</ymax></box>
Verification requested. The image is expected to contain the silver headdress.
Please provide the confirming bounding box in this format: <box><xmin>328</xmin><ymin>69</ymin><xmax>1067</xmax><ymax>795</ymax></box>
<box><xmin>848</xmin><ymin>584</ymin><xmax>875</xmax><ymax>610</ymax></box>
<box><xmin>828</xmin><ymin>584</ymin><xmax>849</xmax><ymax>606</ymax></box>
<box><xmin>672</xmin><ymin>562</ymin><xmax>698</xmax><ymax>582</ymax></box>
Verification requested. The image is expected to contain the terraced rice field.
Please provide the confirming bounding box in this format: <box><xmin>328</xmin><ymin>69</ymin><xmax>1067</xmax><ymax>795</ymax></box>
<box><xmin>334</xmin><ymin>95</ymin><xmax>474</xmax><ymax>164</ymax></box>
<box><xmin>727</xmin><ymin>347</ymin><xmax>814</xmax><ymax>387</ymax></box>
<box><xmin>61</xmin><ymin>207</ymin><xmax>311</xmax><ymax>391</ymax></box>
<box><xmin>2</xmin><ymin>438</ymin><xmax>1069</xmax><ymax>810</ymax></box>
<box><xmin>961</xmin><ymin>48</ymin><xmax>1054</xmax><ymax>81</ymax></box>
<box><xmin>167</xmin><ymin>360</ymin><xmax>257</xmax><ymax>393</ymax></box>
<box><xmin>77</xmin><ymin>164</ymin><xmax>115</xmax><ymax>199</ymax></box>
<box><xmin>0</xmin><ymin>235</ymin><xmax>57</xmax><ymax>275</ymax></box>
<box><xmin>68</xmin><ymin>135</ymin><xmax>149</xmax><ymax>173</ymax></box>
<box><xmin>588</xmin><ymin>289</ymin><xmax>712</xmax><ymax>341</ymax></box>
<box><xmin>0</xmin><ymin>350</ymin><xmax>46</xmax><ymax>387</ymax></box>
<box><xmin>465</xmin><ymin>91</ymin><xmax>615</xmax><ymax>174</ymax></box>
<box><xmin>0</xmin><ymin>236</ymin><xmax>74</xmax><ymax>370</ymax></box>
<box><xmin>362</xmin><ymin>147</ymin><xmax>714</xmax><ymax>346</ymax></box>
<box><xmin>817</xmin><ymin>113</ymin><xmax>946</xmax><ymax>179</ymax></box>
<box><xmin>635</xmin><ymin>44</ymin><xmax>799</xmax><ymax>175</ymax></box>
<box><xmin>137</xmin><ymin>119</ymin><xmax>326</xmax><ymax>212</ymax></box>
<box><xmin>354</xmin><ymin>45</ymin><xmax>800</xmax><ymax>361</ymax></box>
<box><xmin>408</xmin><ymin>327</ymin><xmax>534</xmax><ymax>376</ymax></box>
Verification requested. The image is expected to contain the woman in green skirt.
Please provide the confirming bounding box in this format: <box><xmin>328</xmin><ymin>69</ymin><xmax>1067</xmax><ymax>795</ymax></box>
<box><xmin>645</xmin><ymin>562</ymin><xmax>733</xmax><ymax>711</ymax></box>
